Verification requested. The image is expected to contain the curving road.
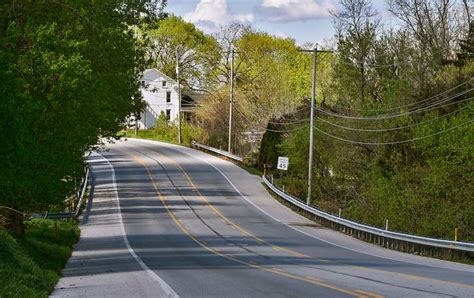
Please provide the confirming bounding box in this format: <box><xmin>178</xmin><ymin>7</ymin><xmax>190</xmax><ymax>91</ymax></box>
<box><xmin>53</xmin><ymin>139</ymin><xmax>474</xmax><ymax>297</ymax></box>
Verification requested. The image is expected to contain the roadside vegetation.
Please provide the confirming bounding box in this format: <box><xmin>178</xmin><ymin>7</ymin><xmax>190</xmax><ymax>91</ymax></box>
<box><xmin>1</xmin><ymin>0</ymin><xmax>472</xmax><ymax>273</ymax></box>
<box><xmin>123</xmin><ymin>113</ymin><xmax>207</xmax><ymax>146</ymax></box>
<box><xmin>138</xmin><ymin>1</ymin><xmax>473</xmax><ymax>242</ymax></box>
<box><xmin>0</xmin><ymin>1</ymin><xmax>167</xmax><ymax>232</ymax></box>
<box><xmin>0</xmin><ymin>219</ymin><xmax>80</xmax><ymax>296</ymax></box>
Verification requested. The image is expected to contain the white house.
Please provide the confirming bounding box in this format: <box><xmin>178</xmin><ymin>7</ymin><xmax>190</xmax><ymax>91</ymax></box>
<box><xmin>137</xmin><ymin>68</ymin><xmax>180</xmax><ymax>129</ymax></box>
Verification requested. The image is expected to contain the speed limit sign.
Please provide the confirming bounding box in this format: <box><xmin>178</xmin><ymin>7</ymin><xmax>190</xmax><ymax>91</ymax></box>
<box><xmin>277</xmin><ymin>157</ymin><xmax>289</xmax><ymax>171</ymax></box>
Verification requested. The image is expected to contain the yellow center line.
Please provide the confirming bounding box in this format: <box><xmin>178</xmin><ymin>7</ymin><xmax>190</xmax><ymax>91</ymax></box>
<box><xmin>129</xmin><ymin>152</ymin><xmax>365</xmax><ymax>298</ymax></box>
<box><xmin>157</xmin><ymin>152</ymin><xmax>312</xmax><ymax>259</ymax></box>
<box><xmin>356</xmin><ymin>290</ymin><xmax>385</xmax><ymax>298</ymax></box>
<box><xmin>305</xmin><ymin>276</ymin><xmax>323</xmax><ymax>282</ymax></box>
<box><xmin>150</xmin><ymin>149</ymin><xmax>474</xmax><ymax>291</ymax></box>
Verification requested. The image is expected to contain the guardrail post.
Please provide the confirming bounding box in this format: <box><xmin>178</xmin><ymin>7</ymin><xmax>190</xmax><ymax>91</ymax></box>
<box><xmin>282</xmin><ymin>185</ymin><xmax>285</xmax><ymax>192</ymax></box>
<box><xmin>261</xmin><ymin>173</ymin><xmax>474</xmax><ymax>257</ymax></box>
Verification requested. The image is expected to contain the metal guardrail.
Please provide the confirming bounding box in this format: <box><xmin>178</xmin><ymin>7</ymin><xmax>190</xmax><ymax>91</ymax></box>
<box><xmin>31</xmin><ymin>167</ymin><xmax>90</xmax><ymax>220</ymax></box>
<box><xmin>191</xmin><ymin>141</ymin><xmax>243</xmax><ymax>162</ymax></box>
<box><xmin>31</xmin><ymin>212</ymin><xmax>75</xmax><ymax>219</ymax></box>
<box><xmin>74</xmin><ymin>167</ymin><xmax>90</xmax><ymax>217</ymax></box>
<box><xmin>263</xmin><ymin>175</ymin><xmax>474</xmax><ymax>253</ymax></box>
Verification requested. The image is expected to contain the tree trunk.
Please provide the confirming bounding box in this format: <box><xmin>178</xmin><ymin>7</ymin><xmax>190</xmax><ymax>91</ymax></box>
<box><xmin>4</xmin><ymin>211</ymin><xmax>25</xmax><ymax>235</ymax></box>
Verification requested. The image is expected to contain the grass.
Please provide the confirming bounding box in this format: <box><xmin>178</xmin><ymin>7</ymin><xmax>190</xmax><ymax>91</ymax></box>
<box><xmin>0</xmin><ymin>219</ymin><xmax>80</xmax><ymax>297</ymax></box>
<box><xmin>122</xmin><ymin>130</ymin><xmax>265</xmax><ymax>177</ymax></box>
<box><xmin>121</xmin><ymin>129</ymin><xmax>179</xmax><ymax>145</ymax></box>
<box><xmin>261</xmin><ymin>182</ymin><xmax>474</xmax><ymax>264</ymax></box>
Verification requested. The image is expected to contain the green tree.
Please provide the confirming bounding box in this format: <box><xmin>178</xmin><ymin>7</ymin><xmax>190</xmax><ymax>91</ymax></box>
<box><xmin>0</xmin><ymin>0</ymin><xmax>166</xmax><ymax>233</ymax></box>
<box><xmin>146</xmin><ymin>15</ymin><xmax>219</xmax><ymax>92</ymax></box>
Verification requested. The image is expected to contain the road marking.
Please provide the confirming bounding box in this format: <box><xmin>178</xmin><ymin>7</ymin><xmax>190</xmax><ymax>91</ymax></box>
<box><xmin>151</xmin><ymin>143</ymin><xmax>474</xmax><ymax>290</ymax></box>
<box><xmin>130</xmin><ymin>152</ymin><xmax>366</xmax><ymax>298</ymax></box>
<box><xmin>96</xmin><ymin>153</ymin><xmax>179</xmax><ymax>298</ymax></box>
<box><xmin>127</xmin><ymin>140</ymin><xmax>474</xmax><ymax>292</ymax></box>
<box><xmin>155</xmin><ymin>152</ymin><xmax>311</xmax><ymax>260</ymax></box>
<box><xmin>356</xmin><ymin>290</ymin><xmax>385</xmax><ymax>298</ymax></box>
<box><xmin>305</xmin><ymin>276</ymin><xmax>323</xmax><ymax>282</ymax></box>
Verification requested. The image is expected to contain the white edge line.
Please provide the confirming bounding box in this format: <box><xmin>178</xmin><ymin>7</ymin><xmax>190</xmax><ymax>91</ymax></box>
<box><xmin>96</xmin><ymin>153</ymin><xmax>179</xmax><ymax>298</ymax></box>
<box><xmin>127</xmin><ymin>138</ymin><xmax>474</xmax><ymax>272</ymax></box>
<box><xmin>129</xmin><ymin>139</ymin><xmax>473</xmax><ymax>272</ymax></box>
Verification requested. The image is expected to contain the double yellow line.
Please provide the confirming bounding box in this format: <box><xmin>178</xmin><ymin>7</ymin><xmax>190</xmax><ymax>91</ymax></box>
<box><xmin>147</xmin><ymin>148</ymin><xmax>474</xmax><ymax>293</ymax></box>
<box><xmin>129</xmin><ymin>152</ymin><xmax>377</xmax><ymax>298</ymax></box>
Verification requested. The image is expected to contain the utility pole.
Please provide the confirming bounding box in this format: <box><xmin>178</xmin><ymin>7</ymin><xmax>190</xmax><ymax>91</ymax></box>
<box><xmin>228</xmin><ymin>49</ymin><xmax>234</xmax><ymax>153</ymax></box>
<box><xmin>176</xmin><ymin>49</ymin><xmax>182</xmax><ymax>145</ymax></box>
<box><xmin>298</xmin><ymin>47</ymin><xmax>333</xmax><ymax>205</ymax></box>
<box><xmin>307</xmin><ymin>47</ymin><xmax>317</xmax><ymax>205</ymax></box>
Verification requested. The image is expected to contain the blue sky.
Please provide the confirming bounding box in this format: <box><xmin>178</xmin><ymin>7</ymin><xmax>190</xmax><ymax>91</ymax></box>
<box><xmin>166</xmin><ymin>0</ymin><xmax>388</xmax><ymax>45</ymax></box>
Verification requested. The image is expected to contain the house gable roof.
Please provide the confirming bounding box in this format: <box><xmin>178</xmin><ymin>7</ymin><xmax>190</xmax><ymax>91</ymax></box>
<box><xmin>141</xmin><ymin>68</ymin><xmax>176</xmax><ymax>85</ymax></box>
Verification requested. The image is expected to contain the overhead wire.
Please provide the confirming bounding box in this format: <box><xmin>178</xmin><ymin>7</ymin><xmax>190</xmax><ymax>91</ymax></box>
<box><xmin>313</xmin><ymin>119</ymin><xmax>473</xmax><ymax>145</ymax></box>
<box><xmin>331</xmin><ymin>59</ymin><xmax>397</xmax><ymax>69</ymax></box>
<box><xmin>315</xmin><ymin>88</ymin><xmax>474</xmax><ymax>120</ymax></box>
<box><xmin>263</xmin><ymin>124</ymin><xmax>311</xmax><ymax>133</ymax></box>
<box><xmin>325</xmin><ymin>78</ymin><xmax>474</xmax><ymax>113</ymax></box>
<box><xmin>315</xmin><ymin>100</ymin><xmax>474</xmax><ymax>132</ymax></box>
<box><xmin>234</xmin><ymin>108</ymin><xmax>310</xmax><ymax>133</ymax></box>
<box><xmin>266</xmin><ymin>118</ymin><xmax>310</xmax><ymax>125</ymax></box>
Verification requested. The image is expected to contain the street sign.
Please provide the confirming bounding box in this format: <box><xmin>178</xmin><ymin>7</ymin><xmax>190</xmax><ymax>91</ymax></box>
<box><xmin>277</xmin><ymin>157</ymin><xmax>289</xmax><ymax>171</ymax></box>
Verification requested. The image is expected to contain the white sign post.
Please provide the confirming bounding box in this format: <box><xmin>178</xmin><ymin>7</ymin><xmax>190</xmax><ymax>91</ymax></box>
<box><xmin>277</xmin><ymin>157</ymin><xmax>289</xmax><ymax>171</ymax></box>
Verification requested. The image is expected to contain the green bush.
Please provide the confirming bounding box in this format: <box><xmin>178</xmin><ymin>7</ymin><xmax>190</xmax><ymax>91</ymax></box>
<box><xmin>0</xmin><ymin>219</ymin><xmax>79</xmax><ymax>297</ymax></box>
<box><xmin>125</xmin><ymin>112</ymin><xmax>208</xmax><ymax>146</ymax></box>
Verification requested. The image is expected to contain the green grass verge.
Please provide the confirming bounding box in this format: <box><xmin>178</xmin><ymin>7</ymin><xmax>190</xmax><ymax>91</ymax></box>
<box><xmin>122</xmin><ymin>130</ymin><xmax>264</xmax><ymax>176</ymax></box>
<box><xmin>121</xmin><ymin>129</ymin><xmax>180</xmax><ymax>145</ymax></box>
<box><xmin>0</xmin><ymin>219</ymin><xmax>80</xmax><ymax>297</ymax></box>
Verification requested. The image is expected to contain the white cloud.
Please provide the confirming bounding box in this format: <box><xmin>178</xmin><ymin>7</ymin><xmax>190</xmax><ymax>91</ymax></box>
<box><xmin>185</xmin><ymin>0</ymin><xmax>254</xmax><ymax>30</ymax></box>
<box><xmin>258</xmin><ymin>0</ymin><xmax>335</xmax><ymax>22</ymax></box>
<box><xmin>273</xmin><ymin>31</ymin><xmax>289</xmax><ymax>38</ymax></box>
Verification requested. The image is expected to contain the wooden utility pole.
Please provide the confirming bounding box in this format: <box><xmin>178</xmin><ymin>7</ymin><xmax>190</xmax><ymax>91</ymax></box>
<box><xmin>307</xmin><ymin>47</ymin><xmax>317</xmax><ymax>205</ymax></box>
<box><xmin>298</xmin><ymin>47</ymin><xmax>333</xmax><ymax>205</ymax></box>
<box><xmin>228</xmin><ymin>49</ymin><xmax>234</xmax><ymax>153</ymax></box>
<box><xmin>176</xmin><ymin>49</ymin><xmax>182</xmax><ymax>145</ymax></box>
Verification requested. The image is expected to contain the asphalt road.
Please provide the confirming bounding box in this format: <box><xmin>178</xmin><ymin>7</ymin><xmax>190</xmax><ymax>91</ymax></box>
<box><xmin>52</xmin><ymin>139</ymin><xmax>474</xmax><ymax>297</ymax></box>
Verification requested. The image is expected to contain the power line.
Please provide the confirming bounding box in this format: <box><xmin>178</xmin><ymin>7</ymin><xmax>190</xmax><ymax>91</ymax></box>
<box><xmin>234</xmin><ymin>108</ymin><xmax>309</xmax><ymax>133</ymax></box>
<box><xmin>331</xmin><ymin>59</ymin><xmax>397</xmax><ymax>69</ymax></box>
<box><xmin>266</xmin><ymin>118</ymin><xmax>310</xmax><ymax>125</ymax></box>
<box><xmin>315</xmin><ymin>101</ymin><xmax>473</xmax><ymax>132</ymax></box>
<box><xmin>316</xmin><ymin>88</ymin><xmax>474</xmax><ymax>120</ymax></box>
<box><xmin>264</xmin><ymin>124</ymin><xmax>310</xmax><ymax>133</ymax></box>
<box><xmin>327</xmin><ymin>78</ymin><xmax>473</xmax><ymax>113</ymax></box>
<box><xmin>314</xmin><ymin>119</ymin><xmax>473</xmax><ymax>145</ymax></box>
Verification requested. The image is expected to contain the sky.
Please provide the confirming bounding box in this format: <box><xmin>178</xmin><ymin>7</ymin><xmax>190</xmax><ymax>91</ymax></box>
<box><xmin>165</xmin><ymin>0</ymin><xmax>389</xmax><ymax>45</ymax></box>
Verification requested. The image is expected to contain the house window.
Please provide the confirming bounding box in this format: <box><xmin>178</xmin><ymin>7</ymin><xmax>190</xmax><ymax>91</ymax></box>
<box><xmin>162</xmin><ymin>80</ymin><xmax>167</xmax><ymax>87</ymax></box>
<box><xmin>166</xmin><ymin>109</ymin><xmax>171</xmax><ymax>121</ymax></box>
<box><xmin>166</xmin><ymin>91</ymin><xmax>171</xmax><ymax>103</ymax></box>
